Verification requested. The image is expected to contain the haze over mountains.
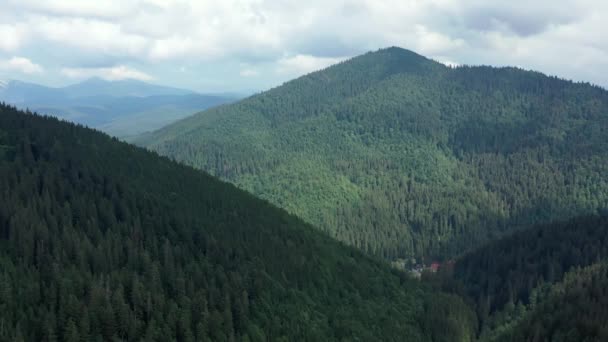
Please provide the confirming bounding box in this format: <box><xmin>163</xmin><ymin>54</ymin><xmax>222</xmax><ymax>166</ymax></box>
<box><xmin>0</xmin><ymin>78</ymin><xmax>236</xmax><ymax>140</ymax></box>
<box><xmin>139</xmin><ymin>47</ymin><xmax>608</xmax><ymax>261</ymax></box>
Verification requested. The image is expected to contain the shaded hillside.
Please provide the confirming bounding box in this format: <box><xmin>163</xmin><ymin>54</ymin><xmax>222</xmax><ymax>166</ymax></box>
<box><xmin>449</xmin><ymin>215</ymin><xmax>608</xmax><ymax>335</ymax></box>
<box><xmin>0</xmin><ymin>103</ymin><xmax>476</xmax><ymax>341</ymax></box>
<box><xmin>139</xmin><ymin>47</ymin><xmax>608</xmax><ymax>260</ymax></box>
<box><xmin>491</xmin><ymin>262</ymin><xmax>608</xmax><ymax>342</ymax></box>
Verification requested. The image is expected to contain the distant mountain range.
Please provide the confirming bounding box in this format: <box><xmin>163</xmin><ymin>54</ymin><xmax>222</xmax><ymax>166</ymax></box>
<box><xmin>0</xmin><ymin>78</ymin><xmax>237</xmax><ymax>140</ymax></box>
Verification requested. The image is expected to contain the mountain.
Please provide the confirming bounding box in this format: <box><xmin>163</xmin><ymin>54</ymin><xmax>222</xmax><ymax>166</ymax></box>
<box><xmin>442</xmin><ymin>214</ymin><xmax>608</xmax><ymax>341</ymax></box>
<box><xmin>450</xmin><ymin>215</ymin><xmax>608</xmax><ymax>335</ymax></box>
<box><xmin>492</xmin><ymin>262</ymin><xmax>608</xmax><ymax>342</ymax></box>
<box><xmin>61</xmin><ymin>77</ymin><xmax>193</xmax><ymax>98</ymax></box>
<box><xmin>0</xmin><ymin>80</ymin><xmax>65</xmax><ymax>104</ymax></box>
<box><xmin>0</xmin><ymin>103</ymin><xmax>476</xmax><ymax>341</ymax></box>
<box><xmin>137</xmin><ymin>47</ymin><xmax>608</xmax><ymax>261</ymax></box>
<box><xmin>0</xmin><ymin>79</ymin><xmax>236</xmax><ymax>139</ymax></box>
<box><xmin>0</xmin><ymin>78</ymin><xmax>194</xmax><ymax>103</ymax></box>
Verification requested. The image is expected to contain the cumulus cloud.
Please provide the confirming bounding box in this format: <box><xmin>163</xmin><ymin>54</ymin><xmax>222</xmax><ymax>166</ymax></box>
<box><xmin>0</xmin><ymin>0</ymin><xmax>606</xmax><ymax>90</ymax></box>
<box><xmin>240</xmin><ymin>68</ymin><xmax>259</xmax><ymax>77</ymax></box>
<box><xmin>276</xmin><ymin>55</ymin><xmax>346</xmax><ymax>76</ymax></box>
<box><xmin>0</xmin><ymin>57</ymin><xmax>43</xmax><ymax>74</ymax></box>
<box><xmin>6</xmin><ymin>0</ymin><xmax>135</xmax><ymax>19</ymax></box>
<box><xmin>61</xmin><ymin>65</ymin><xmax>153</xmax><ymax>81</ymax></box>
<box><xmin>0</xmin><ymin>24</ymin><xmax>26</xmax><ymax>51</ymax></box>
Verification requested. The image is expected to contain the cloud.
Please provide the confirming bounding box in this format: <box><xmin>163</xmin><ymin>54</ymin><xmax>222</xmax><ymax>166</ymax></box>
<box><xmin>0</xmin><ymin>24</ymin><xmax>26</xmax><ymax>51</ymax></box>
<box><xmin>0</xmin><ymin>57</ymin><xmax>43</xmax><ymax>74</ymax></box>
<box><xmin>61</xmin><ymin>65</ymin><xmax>153</xmax><ymax>81</ymax></box>
<box><xmin>434</xmin><ymin>58</ymin><xmax>461</xmax><ymax>68</ymax></box>
<box><xmin>6</xmin><ymin>0</ymin><xmax>135</xmax><ymax>19</ymax></box>
<box><xmin>240</xmin><ymin>68</ymin><xmax>259</xmax><ymax>77</ymax></box>
<box><xmin>412</xmin><ymin>25</ymin><xmax>466</xmax><ymax>54</ymax></box>
<box><xmin>32</xmin><ymin>16</ymin><xmax>148</xmax><ymax>56</ymax></box>
<box><xmin>0</xmin><ymin>0</ymin><xmax>606</xmax><ymax>90</ymax></box>
<box><xmin>276</xmin><ymin>55</ymin><xmax>345</xmax><ymax>76</ymax></box>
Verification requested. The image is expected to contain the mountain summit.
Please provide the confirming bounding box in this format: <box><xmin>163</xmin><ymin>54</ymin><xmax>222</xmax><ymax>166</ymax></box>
<box><xmin>139</xmin><ymin>47</ymin><xmax>608</xmax><ymax>261</ymax></box>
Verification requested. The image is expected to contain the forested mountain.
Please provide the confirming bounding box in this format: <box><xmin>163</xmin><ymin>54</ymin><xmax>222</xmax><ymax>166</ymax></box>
<box><xmin>492</xmin><ymin>262</ymin><xmax>608</xmax><ymax>342</ymax></box>
<box><xmin>138</xmin><ymin>47</ymin><xmax>608</xmax><ymax>261</ymax></box>
<box><xmin>0</xmin><ymin>79</ymin><xmax>236</xmax><ymax>139</ymax></box>
<box><xmin>0</xmin><ymin>103</ymin><xmax>476</xmax><ymax>341</ymax></box>
<box><xmin>445</xmin><ymin>215</ymin><xmax>608</xmax><ymax>338</ymax></box>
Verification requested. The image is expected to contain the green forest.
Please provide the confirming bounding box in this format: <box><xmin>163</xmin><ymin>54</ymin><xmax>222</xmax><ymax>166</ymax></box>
<box><xmin>2</xmin><ymin>46</ymin><xmax>608</xmax><ymax>342</ymax></box>
<box><xmin>139</xmin><ymin>47</ymin><xmax>608</xmax><ymax>262</ymax></box>
<box><xmin>442</xmin><ymin>215</ymin><xmax>608</xmax><ymax>340</ymax></box>
<box><xmin>0</xmin><ymin>103</ymin><xmax>477</xmax><ymax>341</ymax></box>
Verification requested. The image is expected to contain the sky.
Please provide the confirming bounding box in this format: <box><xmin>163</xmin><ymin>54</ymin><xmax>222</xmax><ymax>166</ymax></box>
<box><xmin>0</xmin><ymin>0</ymin><xmax>606</xmax><ymax>93</ymax></box>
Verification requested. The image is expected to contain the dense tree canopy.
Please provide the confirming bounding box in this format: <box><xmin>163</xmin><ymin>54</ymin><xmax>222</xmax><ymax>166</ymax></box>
<box><xmin>492</xmin><ymin>262</ymin><xmax>608</xmax><ymax>342</ymax></box>
<box><xmin>139</xmin><ymin>47</ymin><xmax>608</xmax><ymax>261</ymax></box>
<box><xmin>437</xmin><ymin>215</ymin><xmax>608</xmax><ymax>340</ymax></box>
<box><xmin>0</xmin><ymin>103</ymin><xmax>477</xmax><ymax>341</ymax></box>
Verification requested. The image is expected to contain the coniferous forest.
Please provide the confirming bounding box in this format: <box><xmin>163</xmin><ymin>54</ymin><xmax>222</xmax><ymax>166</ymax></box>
<box><xmin>446</xmin><ymin>215</ymin><xmax>608</xmax><ymax>341</ymax></box>
<box><xmin>0</xmin><ymin>103</ymin><xmax>477</xmax><ymax>341</ymax></box>
<box><xmin>1</xmin><ymin>45</ymin><xmax>608</xmax><ymax>342</ymax></box>
<box><xmin>139</xmin><ymin>47</ymin><xmax>608</xmax><ymax>262</ymax></box>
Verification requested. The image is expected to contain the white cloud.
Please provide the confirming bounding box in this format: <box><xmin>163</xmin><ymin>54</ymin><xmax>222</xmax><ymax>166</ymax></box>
<box><xmin>0</xmin><ymin>57</ymin><xmax>43</xmax><ymax>74</ymax></box>
<box><xmin>434</xmin><ymin>57</ymin><xmax>461</xmax><ymax>68</ymax></box>
<box><xmin>412</xmin><ymin>25</ymin><xmax>466</xmax><ymax>54</ymax></box>
<box><xmin>32</xmin><ymin>16</ymin><xmax>148</xmax><ymax>56</ymax></box>
<box><xmin>276</xmin><ymin>55</ymin><xmax>345</xmax><ymax>76</ymax></box>
<box><xmin>0</xmin><ymin>24</ymin><xmax>26</xmax><ymax>51</ymax></box>
<box><xmin>7</xmin><ymin>0</ymin><xmax>136</xmax><ymax>19</ymax></box>
<box><xmin>0</xmin><ymin>0</ymin><xmax>606</xmax><ymax>89</ymax></box>
<box><xmin>61</xmin><ymin>65</ymin><xmax>153</xmax><ymax>81</ymax></box>
<box><xmin>240</xmin><ymin>68</ymin><xmax>259</xmax><ymax>77</ymax></box>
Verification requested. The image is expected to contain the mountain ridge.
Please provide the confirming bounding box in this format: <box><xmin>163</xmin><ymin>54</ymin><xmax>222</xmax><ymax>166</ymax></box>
<box><xmin>0</xmin><ymin>78</ymin><xmax>236</xmax><ymax>139</ymax></box>
<box><xmin>0</xmin><ymin>103</ymin><xmax>476</xmax><ymax>341</ymax></box>
<box><xmin>139</xmin><ymin>47</ymin><xmax>608</xmax><ymax>261</ymax></box>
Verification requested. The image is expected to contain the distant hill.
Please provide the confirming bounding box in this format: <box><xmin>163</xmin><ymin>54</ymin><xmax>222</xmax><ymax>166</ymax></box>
<box><xmin>0</xmin><ymin>103</ymin><xmax>476</xmax><ymax>341</ymax></box>
<box><xmin>138</xmin><ymin>47</ymin><xmax>608</xmax><ymax>261</ymax></box>
<box><xmin>0</xmin><ymin>78</ymin><xmax>236</xmax><ymax>139</ymax></box>
<box><xmin>61</xmin><ymin>77</ymin><xmax>193</xmax><ymax>98</ymax></box>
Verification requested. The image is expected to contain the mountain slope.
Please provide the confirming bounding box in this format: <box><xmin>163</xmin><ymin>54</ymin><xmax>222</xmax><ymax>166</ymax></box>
<box><xmin>403</xmin><ymin>214</ymin><xmax>608</xmax><ymax>340</ymax></box>
<box><xmin>138</xmin><ymin>47</ymin><xmax>608</xmax><ymax>260</ymax></box>
<box><xmin>0</xmin><ymin>79</ymin><xmax>235</xmax><ymax>139</ymax></box>
<box><xmin>492</xmin><ymin>262</ymin><xmax>608</xmax><ymax>342</ymax></box>
<box><xmin>0</xmin><ymin>103</ymin><xmax>476</xmax><ymax>341</ymax></box>
<box><xmin>445</xmin><ymin>214</ymin><xmax>608</xmax><ymax>337</ymax></box>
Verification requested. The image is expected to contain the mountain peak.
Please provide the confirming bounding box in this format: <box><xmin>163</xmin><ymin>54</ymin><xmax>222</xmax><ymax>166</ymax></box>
<box><xmin>366</xmin><ymin>46</ymin><xmax>439</xmax><ymax>67</ymax></box>
<box><xmin>379</xmin><ymin>46</ymin><xmax>427</xmax><ymax>58</ymax></box>
<box><xmin>297</xmin><ymin>46</ymin><xmax>442</xmax><ymax>86</ymax></box>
